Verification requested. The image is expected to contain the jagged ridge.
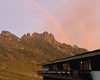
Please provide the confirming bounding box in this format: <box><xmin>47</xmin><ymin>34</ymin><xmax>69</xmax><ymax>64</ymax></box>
<box><xmin>0</xmin><ymin>30</ymin><xmax>88</xmax><ymax>62</ymax></box>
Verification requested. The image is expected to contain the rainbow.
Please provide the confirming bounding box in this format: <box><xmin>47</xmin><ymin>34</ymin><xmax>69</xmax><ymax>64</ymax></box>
<box><xmin>27</xmin><ymin>0</ymin><xmax>71</xmax><ymax>44</ymax></box>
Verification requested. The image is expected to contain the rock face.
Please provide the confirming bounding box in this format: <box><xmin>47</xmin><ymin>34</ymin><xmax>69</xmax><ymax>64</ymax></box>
<box><xmin>1</xmin><ymin>30</ymin><xmax>11</xmax><ymax>36</ymax></box>
<box><xmin>0</xmin><ymin>30</ymin><xmax>88</xmax><ymax>62</ymax></box>
<box><xmin>0</xmin><ymin>30</ymin><xmax>20</xmax><ymax>42</ymax></box>
<box><xmin>22</xmin><ymin>31</ymin><xmax>56</xmax><ymax>44</ymax></box>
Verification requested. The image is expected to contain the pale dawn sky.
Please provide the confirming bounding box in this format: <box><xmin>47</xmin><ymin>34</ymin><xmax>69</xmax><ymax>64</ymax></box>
<box><xmin>0</xmin><ymin>0</ymin><xmax>100</xmax><ymax>50</ymax></box>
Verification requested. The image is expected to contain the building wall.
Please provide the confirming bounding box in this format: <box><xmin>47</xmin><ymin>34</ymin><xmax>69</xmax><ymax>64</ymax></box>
<box><xmin>91</xmin><ymin>71</ymin><xmax>100</xmax><ymax>80</ymax></box>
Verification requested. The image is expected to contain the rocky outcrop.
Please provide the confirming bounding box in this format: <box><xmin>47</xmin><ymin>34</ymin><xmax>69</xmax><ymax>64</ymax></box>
<box><xmin>0</xmin><ymin>30</ymin><xmax>20</xmax><ymax>42</ymax></box>
<box><xmin>1</xmin><ymin>30</ymin><xmax>11</xmax><ymax>36</ymax></box>
<box><xmin>21</xmin><ymin>31</ymin><xmax>56</xmax><ymax>44</ymax></box>
<box><xmin>0</xmin><ymin>30</ymin><xmax>88</xmax><ymax>62</ymax></box>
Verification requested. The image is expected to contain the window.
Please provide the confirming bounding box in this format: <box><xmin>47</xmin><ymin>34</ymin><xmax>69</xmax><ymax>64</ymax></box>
<box><xmin>63</xmin><ymin>63</ymin><xmax>68</xmax><ymax>70</ymax></box>
<box><xmin>80</xmin><ymin>60</ymin><xmax>89</xmax><ymax>70</ymax></box>
<box><xmin>53</xmin><ymin>64</ymin><xmax>57</xmax><ymax>70</ymax></box>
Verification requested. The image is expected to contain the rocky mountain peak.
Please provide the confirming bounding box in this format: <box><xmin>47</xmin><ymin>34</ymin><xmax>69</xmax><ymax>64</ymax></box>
<box><xmin>32</xmin><ymin>32</ymin><xmax>39</xmax><ymax>37</ymax></box>
<box><xmin>1</xmin><ymin>30</ymin><xmax>12</xmax><ymax>36</ymax></box>
<box><xmin>42</xmin><ymin>31</ymin><xmax>54</xmax><ymax>39</ymax></box>
<box><xmin>21</xmin><ymin>31</ymin><xmax>56</xmax><ymax>44</ymax></box>
<box><xmin>0</xmin><ymin>30</ymin><xmax>20</xmax><ymax>41</ymax></box>
<box><xmin>42</xmin><ymin>31</ymin><xmax>56</xmax><ymax>43</ymax></box>
<box><xmin>22</xmin><ymin>33</ymin><xmax>31</xmax><ymax>38</ymax></box>
<box><xmin>42</xmin><ymin>31</ymin><xmax>49</xmax><ymax>37</ymax></box>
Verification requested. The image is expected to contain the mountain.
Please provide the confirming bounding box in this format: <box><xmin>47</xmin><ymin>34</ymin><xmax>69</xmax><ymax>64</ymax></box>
<box><xmin>0</xmin><ymin>30</ymin><xmax>87</xmax><ymax>80</ymax></box>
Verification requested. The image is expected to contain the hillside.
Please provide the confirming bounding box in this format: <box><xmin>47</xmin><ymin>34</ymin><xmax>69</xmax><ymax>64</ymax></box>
<box><xmin>0</xmin><ymin>30</ymin><xmax>87</xmax><ymax>80</ymax></box>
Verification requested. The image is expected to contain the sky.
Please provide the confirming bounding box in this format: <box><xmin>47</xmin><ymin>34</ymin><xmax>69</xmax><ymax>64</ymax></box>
<box><xmin>0</xmin><ymin>0</ymin><xmax>100</xmax><ymax>50</ymax></box>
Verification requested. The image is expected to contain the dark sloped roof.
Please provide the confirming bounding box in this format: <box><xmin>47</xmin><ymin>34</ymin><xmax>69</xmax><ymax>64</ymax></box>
<box><xmin>39</xmin><ymin>49</ymin><xmax>100</xmax><ymax>66</ymax></box>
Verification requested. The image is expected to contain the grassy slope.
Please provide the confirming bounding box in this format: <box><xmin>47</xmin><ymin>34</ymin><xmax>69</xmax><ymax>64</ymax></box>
<box><xmin>0</xmin><ymin>57</ymin><xmax>42</xmax><ymax>80</ymax></box>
